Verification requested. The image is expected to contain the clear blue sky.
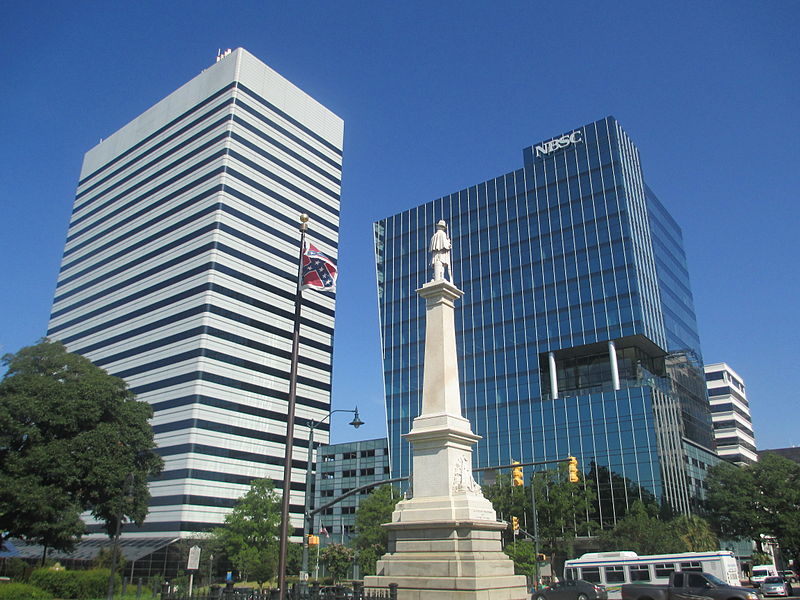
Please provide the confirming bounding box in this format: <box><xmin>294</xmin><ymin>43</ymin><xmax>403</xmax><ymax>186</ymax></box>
<box><xmin>1</xmin><ymin>2</ymin><xmax>798</xmax><ymax>449</ymax></box>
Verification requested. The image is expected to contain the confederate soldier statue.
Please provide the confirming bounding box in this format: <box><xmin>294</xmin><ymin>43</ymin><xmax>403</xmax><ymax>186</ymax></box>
<box><xmin>430</xmin><ymin>219</ymin><xmax>452</xmax><ymax>282</ymax></box>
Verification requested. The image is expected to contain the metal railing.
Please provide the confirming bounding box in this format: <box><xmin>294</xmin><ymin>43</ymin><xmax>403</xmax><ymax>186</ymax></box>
<box><xmin>163</xmin><ymin>581</ymin><xmax>398</xmax><ymax>600</ymax></box>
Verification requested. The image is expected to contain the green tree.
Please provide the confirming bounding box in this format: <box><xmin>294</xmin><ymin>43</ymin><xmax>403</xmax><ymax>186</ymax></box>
<box><xmin>533</xmin><ymin>465</ymin><xmax>598</xmax><ymax>571</ymax></box>
<box><xmin>352</xmin><ymin>485</ymin><xmax>401</xmax><ymax>576</ymax></box>
<box><xmin>0</xmin><ymin>340</ymin><xmax>163</xmax><ymax>558</ymax></box>
<box><xmin>598</xmin><ymin>500</ymin><xmax>682</xmax><ymax>554</ymax></box>
<box><xmin>706</xmin><ymin>453</ymin><xmax>800</xmax><ymax>566</ymax></box>
<box><xmin>212</xmin><ymin>479</ymin><xmax>281</xmax><ymax>589</ymax></box>
<box><xmin>705</xmin><ymin>460</ymin><xmax>764</xmax><ymax>549</ymax></box>
<box><xmin>320</xmin><ymin>544</ymin><xmax>354</xmax><ymax>583</ymax></box>
<box><xmin>503</xmin><ymin>539</ymin><xmax>539</xmax><ymax>581</ymax></box>
<box><xmin>671</xmin><ymin>514</ymin><xmax>718</xmax><ymax>552</ymax></box>
<box><xmin>483</xmin><ymin>465</ymin><xmax>597</xmax><ymax>574</ymax></box>
<box><xmin>752</xmin><ymin>453</ymin><xmax>800</xmax><ymax>567</ymax></box>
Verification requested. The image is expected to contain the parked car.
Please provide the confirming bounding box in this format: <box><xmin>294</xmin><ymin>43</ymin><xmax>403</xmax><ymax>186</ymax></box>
<box><xmin>621</xmin><ymin>571</ymin><xmax>760</xmax><ymax>600</ymax></box>
<box><xmin>780</xmin><ymin>571</ymin><xmax>797</xmax><ymax>584</ymax></box>
<box><xmin>761</xmin><ymin>577</ymin><xmax>793</xmax><ymax>597</ymax></box>
<box><xmin>752</xmin><ymin>565</ymin><xmax>779</xmax><ymax>588</ymax></box>
<box><xmin>533</xmin><ymin>579</ymin><xmax>608</xmax><ymax>600</ymax></box>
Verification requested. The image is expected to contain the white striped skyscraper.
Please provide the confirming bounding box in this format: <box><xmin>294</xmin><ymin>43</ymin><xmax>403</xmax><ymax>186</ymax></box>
<box><xmin>47</xmin><ymin>48</ymin><xmax>343</xmax><ymax>538</ymax></box>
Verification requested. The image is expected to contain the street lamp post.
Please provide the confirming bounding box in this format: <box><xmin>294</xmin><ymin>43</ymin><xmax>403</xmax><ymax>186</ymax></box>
<box><xmin>301</xmin><ymin>408</ymin><xmax>363</xmax><ymax>585</ymax></box>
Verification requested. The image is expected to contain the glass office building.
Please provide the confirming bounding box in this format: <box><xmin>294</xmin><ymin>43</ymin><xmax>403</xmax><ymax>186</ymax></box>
<box><xmin>374</xmin><ymin>116</ymin><xmax>716</xmax><ymax>524</ymax></box>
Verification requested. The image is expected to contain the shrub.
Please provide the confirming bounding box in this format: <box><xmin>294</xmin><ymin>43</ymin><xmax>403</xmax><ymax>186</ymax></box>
<box><xmin>0</xmin><ymin>582</ymin><xmax>53</xmax><ymax>600</ymax></box>
<box><xmin>30</xmin><ymin>568</ymin><xmax>79</xmax><ymax>599</ymax></box>
<box><xmin>2</xmin><ymin>558</ymin><xmax>31</xmax><ymax>581</ymax></box>
<box><xmin>29</xmin><ymin>568</ymin><xmax>120</xmax><ymax>599</ymax></box>
<box><xmin>75</xmin><ymin>569</ymin><xmax>118</xmax><ymax>599</ymax></box>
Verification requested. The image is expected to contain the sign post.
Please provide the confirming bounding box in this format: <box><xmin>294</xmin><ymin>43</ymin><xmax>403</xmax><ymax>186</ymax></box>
<box><xmin>187</xmin><ymin>546</ymin><xmax>201</xmax><ymax>596</ymax></box>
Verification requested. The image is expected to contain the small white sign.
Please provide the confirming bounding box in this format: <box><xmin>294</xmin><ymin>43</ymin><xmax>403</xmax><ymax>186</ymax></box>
<box><xmin>187</xmin><ymin>546</ymin><xmax>201</xmax><ymax>571</ymax></box>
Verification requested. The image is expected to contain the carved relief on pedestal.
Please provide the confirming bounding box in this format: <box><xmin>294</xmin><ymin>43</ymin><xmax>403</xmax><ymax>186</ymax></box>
<box><xmin>452</xmin><ymin>455</ymin><xmax>481</xmax><ymax>494</ymax></box>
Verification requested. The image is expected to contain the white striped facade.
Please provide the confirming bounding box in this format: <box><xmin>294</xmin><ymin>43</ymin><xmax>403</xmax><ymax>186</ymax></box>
<box><xmin>47</xmin><ymin>48</ymin><xmax>344</xmax><ymax>538</ymax></box>
<box><xmin>704</xmin><ymin>362</ymin><xmax>758</xmax><ymax>465</ymax></box>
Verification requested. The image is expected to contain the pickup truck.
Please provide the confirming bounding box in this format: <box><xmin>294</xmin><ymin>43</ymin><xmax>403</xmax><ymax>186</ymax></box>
<box><xmin>621</xmin><ymin>571</ymin><xmax>760</xmax><ymax>600</ymax></box>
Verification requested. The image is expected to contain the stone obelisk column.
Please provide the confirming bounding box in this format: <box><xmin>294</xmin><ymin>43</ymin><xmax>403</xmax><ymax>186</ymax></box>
<box><xmin>364</xmin><ymin>220</ymin><xmax>528</xmax><ymax>599</ymax></box>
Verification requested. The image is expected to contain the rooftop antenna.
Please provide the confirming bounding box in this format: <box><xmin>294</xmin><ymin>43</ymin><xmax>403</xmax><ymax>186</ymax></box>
<box><xmin>216</xmin><ymin>48</ymin><xmax>232</xmax><ymax>62</ymax></box>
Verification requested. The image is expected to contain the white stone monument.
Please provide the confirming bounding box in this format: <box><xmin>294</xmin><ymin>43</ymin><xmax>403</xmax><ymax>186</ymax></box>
<box><xmin>364</xmin><ymin>221</ymin><xmax>528</xmax><ymax>599</ymax></box>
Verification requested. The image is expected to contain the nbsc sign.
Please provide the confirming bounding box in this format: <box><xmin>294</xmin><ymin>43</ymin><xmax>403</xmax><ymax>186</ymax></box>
<box><xmin>535</xmin><ymin>131</ymin><xmax>583</xmax><ymax>158</ymax></box>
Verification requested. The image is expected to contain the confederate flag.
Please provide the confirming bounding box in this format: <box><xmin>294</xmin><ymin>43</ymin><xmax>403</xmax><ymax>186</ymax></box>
<box><xmin>301</xmin><ymin>241</ymin><xmax>337</xmax><ymax>292</ymax></box>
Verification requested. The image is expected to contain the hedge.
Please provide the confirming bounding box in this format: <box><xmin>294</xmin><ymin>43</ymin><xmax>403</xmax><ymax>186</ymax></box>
<box><xmin>0</xmin><ymin>582</ymin><xmax>53</xmax><ymax>600</ymax></box>
<box><xmin>28</xmin><ymin>568</ymin><xmax>120</xmax><ymax>599</ymax></box>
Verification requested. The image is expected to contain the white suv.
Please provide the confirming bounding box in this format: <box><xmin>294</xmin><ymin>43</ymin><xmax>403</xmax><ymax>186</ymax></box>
<box><xmin>751</xmin><ymin>565</ymin><xmax>779</xmax><ymax>588</ymax></box>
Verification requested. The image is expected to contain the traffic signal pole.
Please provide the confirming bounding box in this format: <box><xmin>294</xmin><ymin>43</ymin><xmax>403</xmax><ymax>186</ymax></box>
<box><xmin>475</xmin><ymin>455</ymin><xmax>580</xmax><ymax>591</ymax></box>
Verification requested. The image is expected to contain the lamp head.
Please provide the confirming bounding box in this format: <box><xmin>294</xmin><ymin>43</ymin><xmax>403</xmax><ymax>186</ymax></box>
<box><xmin>349</xmin><ymin>408</ymin><xmax>364</xmax><ymax>429</ymax></box>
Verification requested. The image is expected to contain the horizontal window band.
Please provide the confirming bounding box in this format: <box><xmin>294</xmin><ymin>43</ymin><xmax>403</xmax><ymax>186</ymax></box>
<box><xmin>66</xmin><ymin>303</ymin><xmax>331</xmax><ymax>356</ymax></box>
<box><xmin>75</xmin><ymin>118</ymin><xmax>340</xmax><ymax>229</ymax></box>
<box><xmin>51</xmin><ymin>257</ymin><xmax>335</xmax><ymax>325</ymax></box>
<box><xmin>77</xmin><ymin>93</ymin><xmax>342</xmax><ymax>221</ymax></box>
<box><xmin>78</xmin><ymin>83</ymin><xmax>236</xmax><ymax>186</ymax></box>
<box><xmin>113</xmin><ymin>346</ymin><xmax>331</xmax><ymax>393</ymax></box>
<box><xmin>87</xmin><ymin>325</ymin><xmax>330</xmax><ymax>374</ymax></box>
<box><xmin>227</xmin><ymin>148</ymin><xmax>339</xmax><ymax>219</ymax></box>
<box><xmin>224</xmin><ymin>168</ymin><xmax>338</xmax><ymax>236</ymax></box>
<box><xmin>223</xmin><ymin>185</ymin><xmax>337</xmax><ymax>248</ymax></box>
<box><xmin>86</xmin><ymin>519</ymin><xmax>303</xmax><ymax>536</ymax></box>
<box><xmin>56</xmin><ymin>219</ymin><xmax>309</xmax><ymax>304</ymax></box>
<box><xmin>75</xmin><ymin>111</ymin><xmax>234</xmax><ymax>209</ymax></box>
<box><xmin>151</xmin><ymin>397</ymin><xmax>331</xmax><ymax>432</ymax></box>
<box><xmin>152</xmin><ymin>419</ymin><xmax>315</xmax><ymax>448</ymax></box>
<box><xmin>237</xmin><ymin>82</ymin><xmax>342</xmax><ymax>157</ymax></box>
<box><xmin>57</xmin><ymin>221</ymin><xmax>220</xmax><ymax>292</ymax></box>
<box><xmin>59</xmin><ymin>186</ymin><xmax>222</xmax><ymax>275</ymax></box>
<box><xmin>230</xmin><ymin>130</ymin><xmax>339</xmax><ymax>198</ymax></box>
<box><xmin>56</xmin><ymin>241</ymin><xmax>220</xmax><ymax>305</ymax></box>
<box><xmin>50</xmin><ymin>279</ymin><xmax>333</xmax><ymax>345</ymax></box>
<box><xmin>69</xmin><ymin>137</ymin><xmax>229</xmax><ymax>239</ymax></box>
<box><xmin>147</xmin><ymin>494</ymin><xmax>237</xmax><ymax>508</ymax></box>
<box><xmin>154</xmin><ymin>471</ymin><xmax>307</xmax><ymax>497</ymax></box>
<box><xmin>59</xmin><ymin>184</ymin><xmax>336</xmax><ymax>282</ymax></box>
<box><xmin>234</xmin><ymin>103</ymin><xmax>341</xmax><ymax>171</ymax></box>
<box><xmin>65</xmin><ymin>165</ymin><xmax>225</xmax><ymax>257</ymax></box>
<box><xmin>64</xmin><ymin>160</ymin><xmax>338</xmax><ymax>268</ymax></box>
<box><xmin>132</xmin><ymin>370</ymin><xmax>329</xmax><ymax>411</ymax></box>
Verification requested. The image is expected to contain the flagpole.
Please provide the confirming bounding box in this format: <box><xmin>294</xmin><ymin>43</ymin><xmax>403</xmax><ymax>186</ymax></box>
<box><xmin>277</xmin><ymin>213</ymin><xmax>309</xmax><ymax>600</ymax></box>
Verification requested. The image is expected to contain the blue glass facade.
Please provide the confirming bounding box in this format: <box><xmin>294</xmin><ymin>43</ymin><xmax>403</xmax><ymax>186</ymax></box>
<box><xmin>374</xmin><ymin>117</ymin><xmax>715</xmax><ymax>524</ymax></box>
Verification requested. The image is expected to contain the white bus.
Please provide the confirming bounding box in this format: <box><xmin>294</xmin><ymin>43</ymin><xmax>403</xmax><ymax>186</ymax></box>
<box><xmin>564</xmin><ymin>551</ymin><xmax>741</xmax><ymax>599</ymax></box>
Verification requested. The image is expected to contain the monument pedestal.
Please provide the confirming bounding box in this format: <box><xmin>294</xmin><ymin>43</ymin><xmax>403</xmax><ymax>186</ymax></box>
<box><xmin>364</xmin><ymin>276</ymin><xmax>528</xmax><ymax>599</ymax></box>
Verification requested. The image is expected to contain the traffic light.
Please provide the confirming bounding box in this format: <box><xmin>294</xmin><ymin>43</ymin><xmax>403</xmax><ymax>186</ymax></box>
<box><xmin>308</xmin><ymin>534</ymin><xmax>319</xmax><ymax>546</ymax></box>
<box><xmin>568</xmin><ymin>456</ymin><xmax>579</xmax><ymax>483</ymax></box>
<box><xmin>511</xmin><ymin>516</ymin><xmax>520</xmax><ymax>532</ymax></box>
<box><xmin>512</xmin><ymin>460</ymin><xmax>524</xmax><ymax>486</ymax></box>
<box><xmin>537</xmin><ymin>553</ymin><xmax>548</xmax><ymax>562</ymax></box>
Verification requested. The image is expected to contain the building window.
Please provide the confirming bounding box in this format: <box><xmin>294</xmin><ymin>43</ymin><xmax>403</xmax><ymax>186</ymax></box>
<box><xmin>342</xmin><ymin>470</ymin><xmax>357</xmax><ymax>478</ymax></box>
<box><xmin>361</xmin><ymin>449</ymin><xmax>376</xmax><ymax>458</ymax></box>
<box><xmin>342</xmin><ymin>451</ymin><xmax>357</xmax><ymax>459</ymax></box>
<box><xmin>360</xmin><ymin>468</ymin><xmax>375</xmax><ymax>476</ymax></box>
